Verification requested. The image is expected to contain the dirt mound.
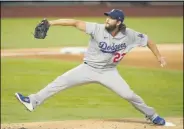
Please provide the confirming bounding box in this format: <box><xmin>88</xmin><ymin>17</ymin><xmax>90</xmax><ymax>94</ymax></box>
<box><xmin>1</xmin><ymin>117</ymin><xmax>183</xmax><ymax>129</ymax></box>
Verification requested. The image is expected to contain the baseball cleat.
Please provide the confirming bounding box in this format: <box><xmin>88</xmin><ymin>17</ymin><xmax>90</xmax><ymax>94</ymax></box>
<box><xmin>152</xmin><ymin>116</ymin><xmax>166</xmax><ymax>125</ymax></box>
<box><xmin>15</xmin><ymin>93</ymin><xmax>34</xmax><ymax>112</ymax></box>
<box><xmin>146</xmin><ymin>115</ymin><xmax>165</xmax><ymax>125</ymax></box>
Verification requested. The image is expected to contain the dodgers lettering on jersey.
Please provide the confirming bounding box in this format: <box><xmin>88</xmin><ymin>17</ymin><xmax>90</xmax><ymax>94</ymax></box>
<box><xmin>99</xmin><ymin>42</ymin><xmax>127</xmax><ymax>53</ymax></box>
<box><xmin>84</xmin><ymin>22</ymin><xmax>148</xmax><ymax>69</ymax></box>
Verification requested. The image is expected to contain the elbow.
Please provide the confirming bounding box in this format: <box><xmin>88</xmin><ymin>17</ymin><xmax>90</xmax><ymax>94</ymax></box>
<box><xmin>73</xmin><ymin>20</ymin><xmax>80</xmax><ymax>27</ymax></box>
<box><xmin>147</xmin><ymin>39</ymin><xmax>155</xmax><ymax>47</ymax></box>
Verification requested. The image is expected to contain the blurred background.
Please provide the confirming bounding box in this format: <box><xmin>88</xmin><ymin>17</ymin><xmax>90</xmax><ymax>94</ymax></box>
<box><xmin>1</xmin><ymin>1</ymin><xmax>183</xmax><ymax>48</ymax></box>
<box><xmin>1</xmin><ymin>1</ymin><xmax>183</xmax><ymax>18</ymax></box>
<box><xmin>1</xmin><ymin>1</ymin><xmax>183</xmax><ymax>6</ymax></box>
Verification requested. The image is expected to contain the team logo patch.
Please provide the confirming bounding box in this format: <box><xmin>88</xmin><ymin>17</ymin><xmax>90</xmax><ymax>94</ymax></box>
<box><xmin>138</xmin><ymin>33</ymin><xmax>144</xmax><ymax>38</ymax></box>
<box><xmin>99</xmin><ymin>42</ymin><xmax>126</xmax><ymax>53</ymax></box>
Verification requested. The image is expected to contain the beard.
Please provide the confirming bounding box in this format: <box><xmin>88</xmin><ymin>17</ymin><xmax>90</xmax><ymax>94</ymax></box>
<box><xmin>105</xmin><ymin>24</ymin><xmax>117</xmax><ymax>32</ymax></box>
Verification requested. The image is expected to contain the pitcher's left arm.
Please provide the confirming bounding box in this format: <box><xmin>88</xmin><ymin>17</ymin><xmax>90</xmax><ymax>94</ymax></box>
<box><xmin>147</xmin><ymin>40</ymin><xmax>167</xmax><ymax>67</ymax></box>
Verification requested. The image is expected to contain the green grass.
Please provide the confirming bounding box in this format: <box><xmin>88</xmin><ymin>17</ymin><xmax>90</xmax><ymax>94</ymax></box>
<box><xmin>1</xmin><ymin>17</ymin><xmax>183</xmax><ymax>49</ymax></box>
<box><xmin>1</xmin><ymin>58</ymin><xmax>183</xmax><ymax>123</ymax></box>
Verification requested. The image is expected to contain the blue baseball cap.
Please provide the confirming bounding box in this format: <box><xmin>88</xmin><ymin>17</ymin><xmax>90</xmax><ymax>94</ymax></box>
<box><xmin>104</xmin><ymin>9</ymin><xmax>125</xmax><ymax>22</ymax></box>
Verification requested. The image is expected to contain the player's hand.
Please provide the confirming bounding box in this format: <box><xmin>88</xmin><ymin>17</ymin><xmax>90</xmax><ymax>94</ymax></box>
<box><xmin>158</xmin><ymin>57</ymin><xmax>167</xmax><ymax>67</ymax></box>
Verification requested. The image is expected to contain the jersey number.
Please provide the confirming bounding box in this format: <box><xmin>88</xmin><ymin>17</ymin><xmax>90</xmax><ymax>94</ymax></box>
<box><xmin>113</xmin><ymin>52</ymin><xmax>126</xmax><ymax>63</ymax></box>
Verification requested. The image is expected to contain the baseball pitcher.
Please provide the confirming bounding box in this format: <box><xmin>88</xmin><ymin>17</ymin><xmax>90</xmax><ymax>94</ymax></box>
<box><xmin>15</xmin><ymin>9</ymin><xmax>167</xmax><ymax>125</ymax></box>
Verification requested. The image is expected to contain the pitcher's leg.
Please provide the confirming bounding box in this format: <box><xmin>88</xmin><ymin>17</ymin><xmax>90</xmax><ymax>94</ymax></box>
<box><xmin>99</xmin><ymin>69</ymin><xmax>156</xmax><ymax>117</ymax></box>
<box><xmin>28</xmin><ymin>64</ymin><xmax>93</xmax><ymax>108</ymax></box>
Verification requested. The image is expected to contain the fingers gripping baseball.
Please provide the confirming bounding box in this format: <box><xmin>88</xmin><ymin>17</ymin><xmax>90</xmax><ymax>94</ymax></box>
<box><xmin>158</xmin><ymin>57</ymin><xmax>167</xmax><ymax>67</ymax></box>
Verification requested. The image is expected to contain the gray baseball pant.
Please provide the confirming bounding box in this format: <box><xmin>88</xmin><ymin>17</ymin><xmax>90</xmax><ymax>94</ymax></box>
<box><xmin>29</xmin><ymin>63</ymin><xmax>156</xmax><ymax>117</ymax></box>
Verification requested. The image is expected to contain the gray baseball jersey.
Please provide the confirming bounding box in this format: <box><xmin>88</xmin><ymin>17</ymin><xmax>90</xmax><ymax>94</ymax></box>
<box><xmin>28</xmin><ymin>22</ymin><xmax>157</xmax><ymax>118</ymax></box>
<box><xmin>84</xmin><ymin>22</ymin><xmax>148</xmax><ymax>69</ymax></box>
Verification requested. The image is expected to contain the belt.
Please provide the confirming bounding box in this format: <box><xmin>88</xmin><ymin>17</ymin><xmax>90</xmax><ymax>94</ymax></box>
<box><xmin>84</xmin><ymin>61</ymin><xmax>96</xmax><ymax>68</ymax></box>
<box><xmin>84</xmin><ymin>62</ymin><xmax>87</xmax><ymax>65</ymax></box>
<box><xmin>84</xmin><ymin>62</ymin><xmax>113</xmax><ymax>69</ymax></box>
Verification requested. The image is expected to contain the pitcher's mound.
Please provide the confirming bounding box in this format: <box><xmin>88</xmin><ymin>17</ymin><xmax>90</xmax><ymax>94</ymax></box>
<box><xmin>1</xmin><ymin>117</ymin><xmax>183</xmax><ymax>129</ymax></box>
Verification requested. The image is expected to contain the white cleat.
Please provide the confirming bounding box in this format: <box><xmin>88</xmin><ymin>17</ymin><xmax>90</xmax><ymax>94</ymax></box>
<box><xmin>15</xmin><ymin>93</ymin><xmax>34</xmax><ymax>112</ymax></box>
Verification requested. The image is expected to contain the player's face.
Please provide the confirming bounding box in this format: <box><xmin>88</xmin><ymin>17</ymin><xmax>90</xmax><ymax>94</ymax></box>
<box><xmin>105</xmin><ymin>17</ymin><xmax>119</xmax><ymax>31</ymax></box>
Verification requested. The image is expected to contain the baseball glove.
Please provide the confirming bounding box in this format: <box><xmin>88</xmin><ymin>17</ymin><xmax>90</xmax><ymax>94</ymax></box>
<box><xmin>34</xmin><ymin>19</ymin><xmax>50</xmax><ymax>39</ymax></box>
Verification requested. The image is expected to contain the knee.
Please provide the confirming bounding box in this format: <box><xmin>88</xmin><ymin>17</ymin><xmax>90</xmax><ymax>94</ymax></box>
<box><xmin>121</xmin><ymin>91</ymin><xmax>134</xmax><ymax>100</ymax></box>
<box><xmin>122</xmin><ymin>94</ymin><xmax>133</xmax><ymax>100</ymax></box>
